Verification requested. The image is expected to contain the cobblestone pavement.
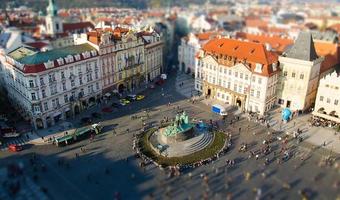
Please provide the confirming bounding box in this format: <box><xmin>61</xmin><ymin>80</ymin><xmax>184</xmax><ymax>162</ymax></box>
<box><xmin>0</xmin><ymin>71</ymin><xmax>339</xmax><ymax>200</ymax></box>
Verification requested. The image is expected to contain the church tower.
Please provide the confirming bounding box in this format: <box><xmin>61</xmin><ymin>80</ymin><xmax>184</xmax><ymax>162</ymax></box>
<box><xmin>45</xmin><ymin>0</ymin><xmax>63</xmax><ymax>36</ymax></box>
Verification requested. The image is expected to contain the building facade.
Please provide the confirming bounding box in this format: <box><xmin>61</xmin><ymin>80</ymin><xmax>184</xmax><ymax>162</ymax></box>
<box><xmin>0</xmin><ymin>43</ymin><xmax>102</xmax><ymax>129</ymax></box>
<box><xmin>277</xmin><ymin>32</ymin><xmax>324</xmax><ymax>111</ymax></box>
<box><xmin>140</xmin><ymin>29</ymin><xmax>163</xmax><ymax>82</ymax></box>
<box><xmin>86</xmin><ymin>27</ymin><xmax>146</xmax><ymax>93</ymax></box>
<box><xmin>313</xmin><ymin>71</ymin><xmax>340</xmax><ymax>123</ymax></box>
<box><xmin>198</xmin><ymin>37</ymin><xmax>279</xmax><ymax>115</ymax></box>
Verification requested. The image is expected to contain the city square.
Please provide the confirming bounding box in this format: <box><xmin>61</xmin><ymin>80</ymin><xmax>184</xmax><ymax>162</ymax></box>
<box><xmin>1</xmin><ymin>0</ymin><xmax>340</xmax><ymax>199</ymax></box>
<box><xmin>1</xmin><ymin>73</ymin><xmax>339</xmax><ymax>200</ymax></box>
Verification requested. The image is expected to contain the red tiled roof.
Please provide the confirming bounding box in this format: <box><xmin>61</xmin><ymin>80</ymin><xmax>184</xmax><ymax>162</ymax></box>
<box><xmin>63</xmin><ymin>22</ymin><xmax>94</xmax><ymax>32</ymax></box>
<box><xmin>25</xmin><ymin>41</ymin><xmax>49</xmax><ymax>50</ymax></box>
<box><xmin>235</xmin><ymin>32</ymin><xmax>293</xmax><ymax>53</ymax></box>
<box><xmin>202</xmin><ymin>38</ymin><xmax>278</xmax><ymax>77</ymax></box>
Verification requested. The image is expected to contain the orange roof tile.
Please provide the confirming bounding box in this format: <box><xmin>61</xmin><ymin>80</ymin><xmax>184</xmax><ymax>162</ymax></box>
<box><xmin>202</xmin><ymin>38</ymin><xmax>278</xmax><ymax>77</ymax></box>
<box><xmin>235</xmin><ymin>32</ymin><xmax>293</xmax><ymax>53</ymax></box>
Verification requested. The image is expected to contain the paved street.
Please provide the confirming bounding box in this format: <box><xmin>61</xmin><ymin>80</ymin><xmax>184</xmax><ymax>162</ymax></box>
<box><xmin>1</xmin><ymin>71</ymin><xmax>339</xmax><ymax>200</ymax></box>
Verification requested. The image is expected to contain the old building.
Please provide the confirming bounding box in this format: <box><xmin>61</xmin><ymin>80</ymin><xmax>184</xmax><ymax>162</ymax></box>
<box><xmin>277</xmin><ymin>32</ymin><xmax>324</xmax><ymax>111</ymax></box>
<box><xmin>313</xmin><ymin>71</ymin><xmax>340</xmax><ymax>123</ymax></box>
<box><xmin>0</xmin><ymin>43</ymin><xmax>102</xmax><ymax>129</ymax></box>
<box><xmin>85</xmin><ymin>27</ymin><xmax>146</xmax><ymax>94</ymax></box>
<box><xmin>198</xmin><ymin>37</ymin><xmax>279</xmax><ymax>115</ymax></box>
<box><xmin>139</xmin><ymin>28</ymin><xmax>163</xmax><ymax>82</ymax></box>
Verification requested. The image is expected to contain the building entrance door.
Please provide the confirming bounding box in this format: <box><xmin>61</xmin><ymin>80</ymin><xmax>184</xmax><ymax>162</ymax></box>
<box><xmin>286</xmin><ymin>100</ymin><xmax>291</xmax><ymax>108</ymax></box>
<box><xmin>207</xmin><ymin>89</ymin><xmax>211</xmax><ymax>96</ymax></box>
<box><xmin>236</xmin><ymin>99</ymin><xmax>242</xmax><ymax>107</ymax></box>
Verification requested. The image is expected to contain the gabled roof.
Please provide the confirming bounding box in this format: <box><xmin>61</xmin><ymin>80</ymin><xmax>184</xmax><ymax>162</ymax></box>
<box><xmin>63</xmin><ymin>22</ymin><xmax>94</xmax><ymax>32</ymax></box>
<box><xmin>285</xmin><ymin>32</ymin><xmax>318</xmax><ymax>61</ymax></box>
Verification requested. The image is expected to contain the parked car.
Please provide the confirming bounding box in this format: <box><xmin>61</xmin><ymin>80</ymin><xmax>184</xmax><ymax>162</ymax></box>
<box><xmin>126</xmin><ymin>94</ymin><xmax>137</xmax><ymax>101</ymax></box>
<box><xmin>81</xmin><ymin>117</ymin><xmax>92</xmax><ymax>125</ymax></box>
<box><xmin>120</xmin><ymin>98</ymin><xmax>130</xmax><ymax>106</ymax></box>
<box><xmin>136</xmin><ymin>95</ymin><xmax>145</xmax><ymax>101</ymax></box>
<box><xmin>8</xmin><ymin>144</ymin><xmax>23</xmax><ymax>152</ymax></box>
<box><xmin>111</xmin><ymin>102</ymin><xmax>121</xmax><ymax>108</ymax></box>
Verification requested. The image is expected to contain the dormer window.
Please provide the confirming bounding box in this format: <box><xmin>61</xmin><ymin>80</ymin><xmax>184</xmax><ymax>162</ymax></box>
<box><xmin>254</xmin><ymin>63</ymin><xmax>263</xmax><ymax>73</ymax></box>
<box><xmin>250</xmin><ymin>49</ymin><xmax>255</xmax><ymax>54</ymax></box>
<box><xmin>272</xmin><ymin>63</ymin><xmax>277</xmax><ymax>71</ymax></box>
<box><xmin>74</xmin><ymin>54</ymin><xmax>81</xmax><ymax>61</ymax></box>
<box><xmin>57</xmin><ymin>58</ymin><xmax>64</xmax><ymax>65</ymax></box>
<box><xmin>234</xmin><ymin>46</ymin><xmax>239</xmax><ymax>51</ymax></box>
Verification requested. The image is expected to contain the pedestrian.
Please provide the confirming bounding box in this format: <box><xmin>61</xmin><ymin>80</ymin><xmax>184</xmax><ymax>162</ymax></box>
<box><xmin>239</xmin><ymin>127</ymin><xmax>241</xmax><ymax>133</ymax></box>
<box><xmin>323</xmin><ymin>141</ymin><xmax>326</xmax><ymax>146</ymax></box>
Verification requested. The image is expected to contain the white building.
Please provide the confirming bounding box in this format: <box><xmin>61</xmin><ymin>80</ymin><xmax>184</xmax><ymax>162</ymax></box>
<box><xmin>178</xmin><ymin>32</ymin><xmax>217</xmax><ymax>75</ymax></box>
<box><xmin>198</xmin><ymin>37</ymin><xmax>279</xmax><ymax>115</ymax></box>
<box><xmin>277</xmin><ymin>32</ymin><xmax>324</xmax><ymax>112</ymax></box>
<box><xmin>313</xmin><ymin>71</ymin><xmax>340</xmax><ymax>123</ymax></box>
<box><xmin>0</xmin><ymin>43</ymin><xmax>102</xmax><ymax>129</ymax></box>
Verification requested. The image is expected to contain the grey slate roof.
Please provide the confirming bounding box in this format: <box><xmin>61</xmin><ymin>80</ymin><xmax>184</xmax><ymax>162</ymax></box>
<box><xmin>285</xmin><ymin>31</ymin><xmax>318</xmax><ymax>61</ymax></box>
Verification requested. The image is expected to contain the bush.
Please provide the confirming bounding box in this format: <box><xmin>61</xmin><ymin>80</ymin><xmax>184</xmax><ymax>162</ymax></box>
<box><xmin>139</xmin><ymin>129</ymin><xmax>227</xmax><ymax>167</ymax></box>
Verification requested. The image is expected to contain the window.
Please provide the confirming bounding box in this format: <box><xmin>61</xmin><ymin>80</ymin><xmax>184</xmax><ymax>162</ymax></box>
<box><xmin>217</xmin><ymin>92</ymin><xmax>220</xmax><ymax>97</ymax></box>
<box><xmin>29</xmin><ymin>80</ymin><xmax>34</xmax><ymax>88</ymax></box>
<box><xmin>320</xmin><ymin>96</ymin><xmax>324</xmax><ymax>101</ymax></box>
<box><xmin>62</xmin><ymin>82</ymin><xmax>66</xmax><ymax>91</ymax></box>
<box><xmin>222</xmin><ymin>94</ymin><xmax>225</xmax><ymax>99</ymax></box>
<box><xmin>327</xmin><ymin>98</ymin><xmax>331</xmax><ymax>103</ymax></box>
<box><xmin>228</xmin><ymin>70</ymin><xmax>232</xmax><ymax>75</ymax></box>
<box><xmin>238</xmin><ymin>85</ymin><xmax>242</xmax><ymax>93</ymax></box>
<box><xmin>61</xmin><ymin>71</ymin><xmax>65</xmax><ymax>79</ymax></box>
<box><xmin>42</xmin><ymin>89</ymin><xmax>46</xmax><ymax>98</ymax></box>
<box><xmin>292</xmin><ymin>72</ymin><xmax>295</xmax><ymax>78</ymax></box>
<box><xmin>234</xmin><ymin>84</ymin><xmax>237</xmax><ymax>91</ymax></box>
<box><xmin>245</xmin><ymin>75</ymin><xmax>248</xmax><ymax>80</ymax></box>
<box><xmin>224</xmin><ymin>69</ymin><xmax>227</xmax><ymax>74</ymax></box>
<box><xmin>252</xmin><ymin>76</ymin><xmax>255</xmax><ymax>82</ymax></box>
<box><xmin>283</xmin><ymin>71</ymin><xmax>287</xmax><ymax>76</ymax></box>
<box><xmin>50</xmin><ymin>85</ymin><xmax>57</xmax><ymax>95</ymax></box>
<box><xmin>218</xmin><ymin>79</ymin><xmax>221</xmax><ymax>86</ymax></box>
<box><xmin>227</xmin><ymin>82</ymin><xmax>231</xmax><ymax>89</ymax></box>
<box><xmin>31</xmin><ymin>93</ymin><xmax>36</xmax><ymax>100</ymax></box>
<box><xmin>71</xmin><ymin>80</ymin><xmax>75</xmax><ymax>87</ymax></box>
<box><xmin>256</xmin><ymin>91</ymin><xmax>260</xmax><ymax>98</ymax></box>
<box><xmin>43</xmin><ymin>102</ymin><xmax>48</xmax><ymax>111</ymax></box>
<box><xmin>52</xmin><ymin>98</ymin><xmax>60</xmax><ymax>109</ymax></box>
<box><xmin>64</xmin><ymin>94</ymin><xmax>68</xmax><ymax>103</ymax></box>
<box><xmin>235</xmin><ymin>72</ymin><xmax>238</xmax><ymax>77</ymax></box>
<box><xmin>95</xmin><ymin>71</ymin><xmax>99</xmax><ymax>79</ymax></box>
<box><xmin>79</xmin><ymin>76</ymin><xmax>83</xmax><ymax>85</ymax></box>
<box><xmin>87</xmin><ymin>74</ymin><xmax>92</xmax><ymax>82</ymax></box>
<box><xmin>300</xmin><ymin>74</ymin><xmax>304</xmax><ymax>79</ymax></box>
<box><xmin>240</xmin><ymin>73</ymin><xmax>243</xmax><ymax>79</ymax></box>
<box><xmin>250</xmin><ymin>89</ymin><xmax>254</xmax><ymax>97</ymax></box>
<box><xmin>212</xmin><ymin>77</ymin><xmax>216</xmax><ymax>84</ymax></box>
<box><xmin>258</xmin><ymin>78</ymin><xmax>262</xmax><ymax>84</ymax></box>
<box><xmin>335</xmin><ymin>99</ymin><xmax>339</xmax><ymax>105</ymax></box>
<box><xmin>40</xmin><ymin>77</ymin><xmax>45</xmax><ymax>85</ymax></box>
<box><xmin>96</xmin><ymin>82</ymin><xmax>100</xmax><ymax>90</ymax></box>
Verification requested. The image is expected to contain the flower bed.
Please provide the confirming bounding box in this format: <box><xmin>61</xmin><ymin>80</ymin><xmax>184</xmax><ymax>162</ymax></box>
<box><xmin>136</xmin><ymin>128</ymin><xmax>227</xmax><ymax>168</ymax></box>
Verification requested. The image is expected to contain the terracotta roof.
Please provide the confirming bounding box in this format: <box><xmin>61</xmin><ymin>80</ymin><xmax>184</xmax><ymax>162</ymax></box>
<box><xmin>63</xmin><ymin>22</ymin><xmax>94</xmax><ymax>32</ymax></box>
<box><xmin>235</xmin><ymin>32</ymin><xmax>293</xmax><ymax>53</ymax></box>
<box><xmin>195</xmin><ymin>32</ymin><xmax>217</xmax><ymax>41</ymax></box>
<box><xmin>327</xmin><ymin>23</ymin><xmax>340</xmax><ymax>34</ymax></box>
<box><xmin>245</xmin><ymin>19</ymin><xmax>268</xmax><ymax>28</ymax></box>
<box><xmin>24</xmin><ymin>41</ymin><xmax>49</xmax><ymax>50</ymax></box>
<box><xmin>314</xmin><ymin>42</ymin><xmax>340</xmax><ymax>73</ymax></box>
<box><xmin>202</xmin><ymin>38</ymin><xmax>278</xmax><ymax>77</ymax></box>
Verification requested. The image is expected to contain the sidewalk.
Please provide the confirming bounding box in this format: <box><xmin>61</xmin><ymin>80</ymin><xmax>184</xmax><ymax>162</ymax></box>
<box><xmin>265</xmin><ymin>107</ymin><xmax>340</xmax><ymax>154</ymax></box>
<box><xmin>27</xmin><ymin>84</ymin><xmax>151</xmax><ymax>145</ymax></box>
<box><xmin>175</xmin><ymin>73</ymin><xmax>197</xmax><ymax>98</ymax></box>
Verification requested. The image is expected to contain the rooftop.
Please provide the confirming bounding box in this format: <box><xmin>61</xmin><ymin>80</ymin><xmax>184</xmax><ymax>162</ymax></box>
<box><xmin>13</xmin><ymin>43</ymin><xmax>96</xmax><ymax>65</ymax></box>
<box><xmin>285</xmin><ymin>32</ymin><xmax>319</xmax><ymax>61</ymax></box>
